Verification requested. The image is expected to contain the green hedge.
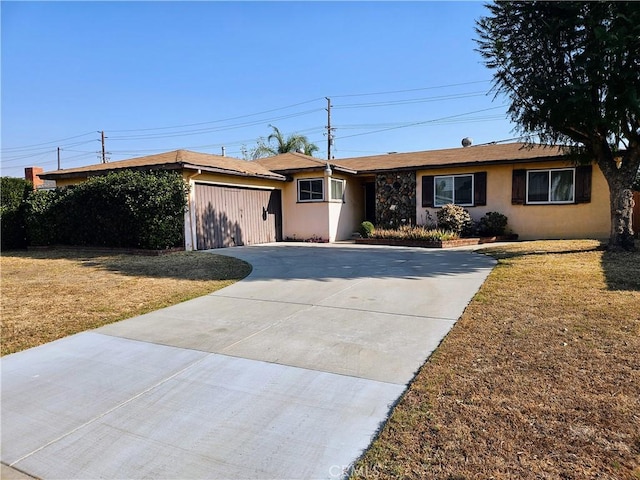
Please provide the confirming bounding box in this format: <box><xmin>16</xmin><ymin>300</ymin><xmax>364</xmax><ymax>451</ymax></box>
<box><xmin>1</xmin><ymin>177</ymin><xmax>32</xmax><ymax>250</ymax></box>
<box><xmin>24</xmin><ymin>170</ymin><xmax>189</xmax><ymax>250</ymax></box>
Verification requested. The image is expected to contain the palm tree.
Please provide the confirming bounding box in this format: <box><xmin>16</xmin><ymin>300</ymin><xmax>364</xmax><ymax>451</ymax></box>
<box><xmin>248</xmin><ymin>125</ymin><xmax>319</xmax><ymax>160</ymax></box>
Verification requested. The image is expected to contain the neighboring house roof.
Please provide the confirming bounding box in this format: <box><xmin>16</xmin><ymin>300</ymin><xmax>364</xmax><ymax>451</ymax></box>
<box><xmin>332</xmin><ymin>143</ymin><xmax>569</xmax><ymax>173</ymax></box>
<box><xmin>256</xmin><ymin>152</ymin><xmax>357</xmax><ymax>175</ymax></box>
<box><xmin>40</xmin><ymin>149</ymin><xmax>286</xmax><ymax>181</ymax></box>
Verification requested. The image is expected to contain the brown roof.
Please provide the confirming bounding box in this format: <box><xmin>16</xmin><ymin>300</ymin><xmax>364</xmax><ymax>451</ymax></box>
<box><xmin>40</xmin><ymin>143</ymin><xmax>572</xmax><ymax>182</ymax></box>
<box><xmin>332</xmin><ymin>143</ymin><xmax>569</xmax><ymax>173</ymax></box>
<box><xmin>255</xmin><ymin>152</ymin><xmax>357</xmax><ymax>174</ymax></box>
<box><xmin>40</xmin><ymin>149</ymin><xmax>286</xmax><ymax>181</ymax></box>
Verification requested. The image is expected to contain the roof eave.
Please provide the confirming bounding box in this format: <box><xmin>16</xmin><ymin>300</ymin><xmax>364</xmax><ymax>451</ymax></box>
<box><xmin>265</xmin><ymin>165</ymin><xmax>358</xmax><ymax>176</ymax></box>
<box><xmin>181</xmin><ymin>164</ymin><xmax>286</xmax><ymax>181</ymax></box>
<box><xmin>39</xmin><ymin>162</ymin><xmax>183</xmax><ymax>180</ymax></box>
<box><xmin>348</xmin><ymin>154</ymin><xmax>572</xmax><ymax>174</ymax></box>
<box><xmin>40</xmin><ymin>162</ymin><xmax>286</xmax><ymax>182</ymax></box>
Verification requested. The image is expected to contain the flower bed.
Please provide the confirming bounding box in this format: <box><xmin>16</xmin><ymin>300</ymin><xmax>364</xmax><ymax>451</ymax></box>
<box><xmin>355</xmin><ymin>235</ymin><xmax>518</xmax><ymax>248</ymax></box>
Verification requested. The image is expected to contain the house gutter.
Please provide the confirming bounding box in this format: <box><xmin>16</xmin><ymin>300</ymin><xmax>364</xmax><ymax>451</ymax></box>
<box><xmin>339</xmin><ymin>154</ymin><xmax>571</xmax><ymax>175</ymax></box>
<box><xmin>40</xmin><ymin>162</ymin><xmax>287</xmax><ymax>182</ymax></box>
<box><xmin>264</xmin><ymin>165</ymin><xmax>358</xmax><ymax>176</ymax></box>
<box><xmin>181</xmin><ymin>163</ymin><xmax>286</xmax><ymax>181</ymax></box>
<box><xmin>38</xmin><ymin>163</ymin><xmax>184</xmax><ymax>180</ymax></box>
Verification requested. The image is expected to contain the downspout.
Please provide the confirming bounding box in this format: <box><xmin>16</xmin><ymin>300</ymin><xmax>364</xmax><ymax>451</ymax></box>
<box><xmin>185</xmin><ymin>169</ymin><xmax>201</xmax><ymax>251</ymax></box>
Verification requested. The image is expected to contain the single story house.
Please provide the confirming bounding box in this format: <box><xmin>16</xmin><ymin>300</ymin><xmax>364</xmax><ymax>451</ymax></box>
<box><xmin>38</xmin><ymin>143</ymin><xmax>612</xmax><ymax>250</ymax></box>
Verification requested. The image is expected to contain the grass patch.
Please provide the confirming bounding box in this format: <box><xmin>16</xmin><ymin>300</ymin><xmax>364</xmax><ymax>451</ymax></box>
<box><xmin>351</xmin><ymin>240</ymin><xmax>640</xmax><ymax>480</ymax></box>
<box><xmin>0</xmin><ymin>248</ymin><xmax>251</xmax><ymax>356</ymax></box>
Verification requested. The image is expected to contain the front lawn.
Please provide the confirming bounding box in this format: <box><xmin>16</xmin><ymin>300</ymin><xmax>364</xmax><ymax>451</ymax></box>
<box><xmin>0</xmin><ymin>249</ymin><xmax>251</xmax><ymax>356</ymax></box>
<box><xmin>351</xmin><ymin>240</ymin><xmax>640</xmax><ymax>480</ymax></box>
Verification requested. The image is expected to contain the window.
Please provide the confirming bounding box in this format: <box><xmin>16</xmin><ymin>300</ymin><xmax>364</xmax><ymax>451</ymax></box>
<box><xmin>330</xmin><ymin>178</ymin><xmax>345</xmax><ymax>201</ymax></box>
<box><xmin>298</xmin><ymin>178</ymin><xmax>324</xmax><ymax>202</ymax></box>
<box><xmin>527</xmin><ymin>169</ymin><xmax>574</xmax><ymax>204</ymax></box>
<box><xmin>434</xmin><ymin>174</ymin><xmax>473</xmax><ymax>206</ymax></box>
<box><xmin>512</xmin><ymin>166</ymin><xmax>591</xmax><ymax>205</ymax></box>
<box><xmin>422</xmin><ymin>172</ymin><xmax>486</xmax><ymax>208</ymax></box>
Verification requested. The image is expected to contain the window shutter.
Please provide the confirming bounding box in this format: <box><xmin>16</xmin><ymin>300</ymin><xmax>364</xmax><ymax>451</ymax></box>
<box><xmin>422</xmin><ymin>175</ymin><xmax>434</xmax><ymax>207</ymax></box>
<box><xmin>575</xmin><ymin>165</ymin><xmax>592</xmax><ymax>203</ymax></box>
<box><xmin>512</xmin><ymin>169</ymin><xmax>526</xmax><ymax>205</ymax></box>
<box><xmin>474</xmin><ymin>172</ymin><xmax>487</xmax><ymax>206</ymax></box>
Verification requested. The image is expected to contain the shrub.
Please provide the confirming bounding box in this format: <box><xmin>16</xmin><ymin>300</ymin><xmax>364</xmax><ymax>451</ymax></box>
<box><xmin>478</xmin><ymin>211</ymin><xmax>509</xmax><ymax>237</ymax></box>
<box><xmin>359</xmin><ymin>221</ymin><xmax>375</xmax><ymax>238</ymax></box>
<box><xmin>1</xmin><ymin>177</ymin><xmax>32</xmax><ymax>250</ymax></box>
<box><xmin>24</xmin><ymin>170</ymin><xmax>189</xmax><ymax>250</ymax></box>
<box><xmin>436</xmin><ymin>204</ymin><xmax>474</xmax><ymax>237</ymax></box>
<box><xmin>24</xmin><ymin>189</ymin><xmax>60</xmax><ymax>246</ymax></box>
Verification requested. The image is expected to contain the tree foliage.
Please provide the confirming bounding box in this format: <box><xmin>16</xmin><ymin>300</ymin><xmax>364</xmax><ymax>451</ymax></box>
<box><xmin>476</xmin><ymin>1</ymin><xmax>640</xmax><ymax>250</ymax></box>
<box><xmin>24</xmin><ymin>170</ymin><xmax>189</xmax><ymax>250</ymax></box>
<box><xmin>244</xmin><ymin>125</ymin><xmax>319</xmax><ymax>160</ymax></box>
<box><xmin>0</xmin><ymin>177</ymin><xmax>32</xmax><ymax>250</ymax></box>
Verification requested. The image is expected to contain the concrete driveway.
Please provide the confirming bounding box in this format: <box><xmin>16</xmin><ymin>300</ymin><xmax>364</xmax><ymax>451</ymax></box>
<box><xmin>1</xmin><ymin>243</ymin><xmax>495</xmax><ymax>479</ymax></box>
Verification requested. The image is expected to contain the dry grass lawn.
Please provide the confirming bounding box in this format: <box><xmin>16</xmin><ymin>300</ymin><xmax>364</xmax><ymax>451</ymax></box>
<box><xmin>351</xmin><ymin>240</ymin><xmax>640</xmax><ymax>480</ymax></box>
<box><xmin>1</xmin><ymin>248</ymin><xmax>251</xmax><ymax>356</ymax></box>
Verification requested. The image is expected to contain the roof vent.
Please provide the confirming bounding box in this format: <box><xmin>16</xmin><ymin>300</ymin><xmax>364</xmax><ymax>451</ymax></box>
<box><xmin>462</xmin><ymin>137</ymin><xmax>473</xmax><ymax>147</ymax></box>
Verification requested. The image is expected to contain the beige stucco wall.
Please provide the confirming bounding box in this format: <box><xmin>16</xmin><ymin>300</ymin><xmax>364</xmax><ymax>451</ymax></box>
<box><xmin>415</xmin><ymin>161</ymin><xmax>611</xmax><ymax>240</ymax></box>
<box><xmin>53</xmin><ymin>177</ymin><xmax>87</xmax><ymax>187</ymax></box>
<box><xmin>280</xmin><ymin>172</ymin><xmax>330</xmax><ymax>241</ymax></box>
<box><xmin>281</xmin><ymin>172</ymin><xmax>364</xmax><ymax>242</ymax></box>
<box><xmin>329</xmin><ymin>174</ymin><xmax>366</xmax><ymax>242</ymax></box>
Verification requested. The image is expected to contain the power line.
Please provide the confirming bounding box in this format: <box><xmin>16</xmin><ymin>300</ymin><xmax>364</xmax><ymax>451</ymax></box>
<box><xmin>2</xmin><ymin>82</ymin><xmax>497</xmax><ymax>155</ymax></box>
<box><xmin>334</xmin><ymin>91</ymin><xmax>488</xmax><ymax>109</ymax></box>
<box><xmin>107</xmin><ymin>97</ymin><xmax>326</xmax><ymax>133</ymax></box>
<box><xmin>335</xmin><ymin>115</ymin><xmax>506</xmax><ymax>130</ymax></box>
<box><xmin>330</xmin><ymin>80</ymin><xmax>491</xmax><ymax>98</ymax></box>
<box><xmin>107</xmin><ymin>109</ymin><xmax>325</xmax><ymax>141</ymax></box>
<box><xmin>1</xmin><ymin>139</ymin><xmax>98</xmax><ymax>158</ymax></box>
<box><xmin>336</xmin><ymin>105</ymin><xmax>508</xmax><ymax>140</ymax></box>
<box><xmin>0</xmin><ymin>132</ymin><xmax>95</xmax><ymax>152</ymax></box>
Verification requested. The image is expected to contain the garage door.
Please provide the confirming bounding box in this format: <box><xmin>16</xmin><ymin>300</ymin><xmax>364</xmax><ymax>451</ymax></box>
<box><xmin>195</xmin><ymin>184</ymin><xmax>282</xmax><ymax>250</ymax></box>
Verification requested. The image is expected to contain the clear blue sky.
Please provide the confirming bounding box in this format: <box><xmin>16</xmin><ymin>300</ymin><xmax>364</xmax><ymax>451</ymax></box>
<box><xmin>1</xmin><ymin>1</ymin><xmax>516</xmax><ymax>178</ymax></box>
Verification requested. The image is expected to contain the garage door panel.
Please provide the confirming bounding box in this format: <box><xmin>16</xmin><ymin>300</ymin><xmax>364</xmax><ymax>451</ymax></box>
<box><xmin>195</xmin><ymin>185</ymin><xmax>281</xmax><ymax>250</ymax></box>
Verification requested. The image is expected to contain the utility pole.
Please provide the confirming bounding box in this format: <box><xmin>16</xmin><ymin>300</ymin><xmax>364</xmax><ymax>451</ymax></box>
<box><xmin>57</xmin><ymin>147</ymin><xmax>61</xmax><ymax>170</ymax></box>
<box><xmin>100</xmin><ymin>131</ymin><xmax>108</xmax><ymax>163</ymax></box>
<box><xmin>326</xmin><ymin>97</ymin><xmax>335</xmax><ymax>160</ymax></box>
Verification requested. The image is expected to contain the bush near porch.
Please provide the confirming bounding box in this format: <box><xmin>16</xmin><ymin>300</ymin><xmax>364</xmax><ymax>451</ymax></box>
<box><xmin>359</xmin><ymin>207</ymin><xmax>511</xmax><ymax>244</ymax></box>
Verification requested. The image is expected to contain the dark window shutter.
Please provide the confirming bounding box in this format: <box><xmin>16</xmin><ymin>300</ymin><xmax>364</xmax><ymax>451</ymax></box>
<box><xmin>474</xmin><ymin>172</ymin><xmax>487</xmax><ymax>206</ymax></box>
<box><xmin>422</xmin><ymin>175</ymin><xmax>434</xmax><ymax>207</ymax></box>
<box><xmin>575</xmin><ymin>165</ymin><xmax>592</xmax><ymax>203</ymax></box>
<box><xmin>512</xmin><ymin>169</ymin><xmax>526</xmax><ymax>205</ymax></box>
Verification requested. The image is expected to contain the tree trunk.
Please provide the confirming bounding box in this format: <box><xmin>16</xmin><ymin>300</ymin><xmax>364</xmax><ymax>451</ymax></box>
<box><xmin>596</xmin><ymin>149</ymin><xmax>639</xmax><ymax>251</ymax></box>
<box><xmin>608</xmin><ymin>182</ymin><xmax>636</xmax><ymax>251</ymax></box>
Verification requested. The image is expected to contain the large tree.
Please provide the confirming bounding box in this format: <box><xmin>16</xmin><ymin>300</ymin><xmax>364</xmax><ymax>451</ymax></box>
<box><xmin>476</xmin><ymin>1</ymin><xmax>640</xmax><ymax>250</ymax></box>
<box><xmin>244</xmin><ymin>124</ymin><xmax>319</xmax><ymax>160</ymax></box>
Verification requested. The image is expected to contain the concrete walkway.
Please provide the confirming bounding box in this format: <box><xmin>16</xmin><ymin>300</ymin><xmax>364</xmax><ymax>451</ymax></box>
<box><xmin>1</xmin><ymin>243</ymin><xmax>495</xmax><ymax>479</ymax></box>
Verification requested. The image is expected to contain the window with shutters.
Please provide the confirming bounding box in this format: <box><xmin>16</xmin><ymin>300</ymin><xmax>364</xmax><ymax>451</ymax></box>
<box><xmin>422</xmin><ymin>172</ymin><xmax>486</xmax><ymax>208</ymax></box>
<box><xmin>526</xmin><ymin>168</ymin><xmax>575</xmax><ymax>204</ymax></box>
<box><xmin>434</xmin><ymin>174</ymin><xmax>474</xmax><ymax>207</ymax></box>
<box><xmin>512</xmin><ymin>165</ymin><xmax>591</xmax><ymax>205</ymax></box>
